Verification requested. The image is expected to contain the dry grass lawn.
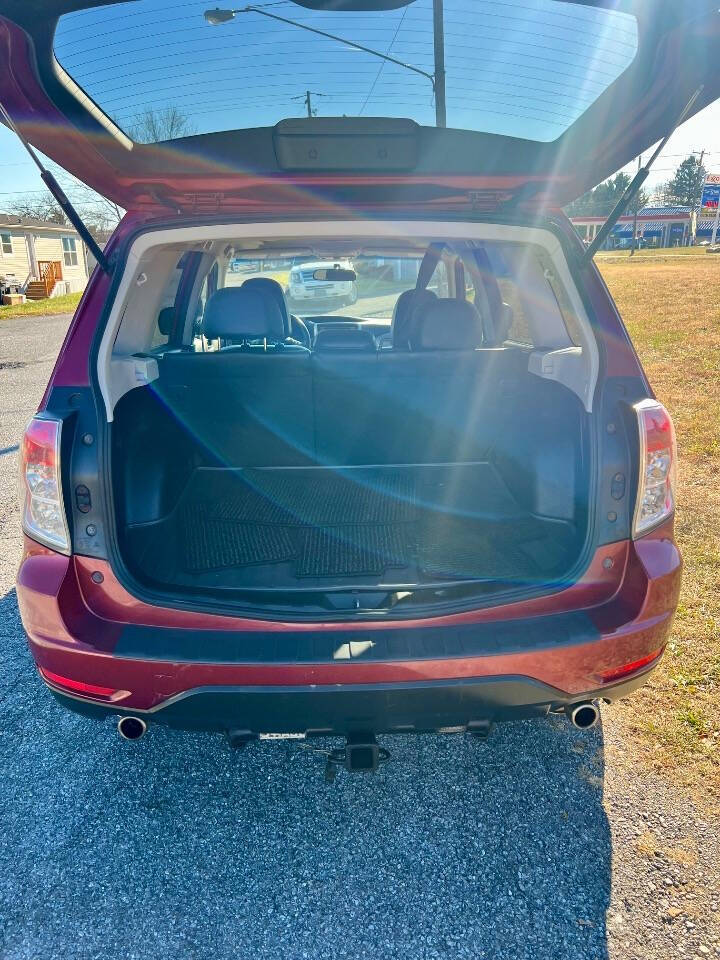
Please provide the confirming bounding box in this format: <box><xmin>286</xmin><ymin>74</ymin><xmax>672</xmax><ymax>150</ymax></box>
<box><xmin>599</xmin><ymin>258</ymin><xmax>720</xmax><ymax>796</ymax></box>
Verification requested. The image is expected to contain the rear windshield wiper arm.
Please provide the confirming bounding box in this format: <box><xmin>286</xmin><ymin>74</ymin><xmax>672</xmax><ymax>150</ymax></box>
<box><xmin>582</xmin><ymin>86</ymin><xmax>704</xmax><ymax>264</ymax></box>
<box><xmin>0</xmin><ymin>100</ymin><xmax>111</xmax><ymax>275</ymax></box>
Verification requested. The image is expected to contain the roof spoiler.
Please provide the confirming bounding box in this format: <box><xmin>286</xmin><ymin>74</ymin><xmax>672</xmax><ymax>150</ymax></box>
<box><xmin>0</xmin><ymin>99</ymin><xmax>111</xmax><ymax>275</ymax></box>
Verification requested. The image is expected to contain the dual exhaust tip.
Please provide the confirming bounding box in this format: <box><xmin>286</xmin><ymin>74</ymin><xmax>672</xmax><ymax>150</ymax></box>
<box><xmin>117</xmin><ymin>716</ymin><xmax>147</xmax><ymax>741</ymax></box>
<box><xmin>116</xmin><ymin>704</ymin><xmax>598</xmax><ymax>742</ymax></box>
<box><xmin>567</xmin><ymin>701</ymin><xmax>600</xmax><ymax>730</ymax></box>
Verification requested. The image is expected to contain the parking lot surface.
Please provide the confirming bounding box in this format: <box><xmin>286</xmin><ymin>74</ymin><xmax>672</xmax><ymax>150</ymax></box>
<box><xmin>1</xmin><ymin>313</ymin><xmax>718</xmax><ymax>960</ymax></box>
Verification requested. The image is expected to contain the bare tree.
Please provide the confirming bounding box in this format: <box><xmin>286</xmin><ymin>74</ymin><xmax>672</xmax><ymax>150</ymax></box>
<box><xmin>59</xmin><ymin>175</ymin><xmax>123</xmax><ymax>232</ymax></box>
<box><xmin>129</xmin><ymin>105</ymin><xmax>196</xmax><ymax>143</ymax></box>
<box><xmin>8</xmin><ymin>195</ymin><xmax>67</xmax><ymax>225</ymax></box>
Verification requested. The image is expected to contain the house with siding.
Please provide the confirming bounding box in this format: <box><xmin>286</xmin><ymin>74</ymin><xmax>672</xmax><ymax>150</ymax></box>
<box><xmin>0</xmin><ymin>212</ymin><xmax>90</xmax><ymax>299</ymax></box>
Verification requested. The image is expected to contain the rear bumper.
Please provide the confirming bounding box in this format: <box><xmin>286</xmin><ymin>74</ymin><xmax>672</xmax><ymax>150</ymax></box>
<box><xmin>47</xmin><ymin>670</ymin><xmax>656</xmax><ymax>734</ymax></box>
<box><xmin>17</xmin><ymin>525</ymin><xmax>681</xmax><ymax>735</ymax></box>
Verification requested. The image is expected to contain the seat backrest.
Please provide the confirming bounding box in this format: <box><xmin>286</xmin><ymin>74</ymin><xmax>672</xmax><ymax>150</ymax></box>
<box><xmin>203</xmin><ymin>285</ymin><xmax>288</xmax><ymax>345</ymax></box>
<box><xmin>390</xmin><ymin>288</ymin><xmax>437</xmax><ymax>348</ymax></box>
<box><xmin>409</xmin><ymin>297</ymin><xmax>484</xmax><ymax>351</ymax></box>
<box><xmin>157</xmin><ymin>349</ymin><xmax>314</xmax><ymax>466</ymax></box>
<box><xmin>240</xmin><ymin>276</ymin><xmax>311</xmax><ymax>346</ymax></box>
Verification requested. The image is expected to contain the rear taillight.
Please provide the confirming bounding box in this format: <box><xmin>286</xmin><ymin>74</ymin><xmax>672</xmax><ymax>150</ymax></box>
<box><xmin>632</xmin><ymin>400</ymin><xmax>677</xmax><ymax>538</ymax></box>
<box><xmin>21</xmin><ymin>416</ymin><xmax>70</xmax><ymax>554</ymax></box>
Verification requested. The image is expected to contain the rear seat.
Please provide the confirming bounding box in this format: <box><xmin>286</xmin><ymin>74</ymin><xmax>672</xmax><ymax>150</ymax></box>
<box><xmin>154</xmin><ymin>292</ymin><xmax>530</xmax><ymax>468</ymax></box>
<box><xmin>156</xmin><ymin>286</ymin><xmax>314</xmax><ymax>466</ymax></box>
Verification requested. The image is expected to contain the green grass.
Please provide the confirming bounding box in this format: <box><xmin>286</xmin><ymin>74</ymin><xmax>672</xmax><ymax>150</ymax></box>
<box><xmin>599</xmin><ymin>258</ymin><xmax>720</xmax><ymax>801</ymax></box>
<box><xmin>0</xmin><ymin>291</ymin><xmax>83</xmax><ymax>319</ymax></box>
<box><xmin>596</xmin><ymin>246</ymin><xmax>716</xmax><ymax>263</ymax></box>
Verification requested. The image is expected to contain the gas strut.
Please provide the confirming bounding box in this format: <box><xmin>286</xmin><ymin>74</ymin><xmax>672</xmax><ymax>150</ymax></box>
<box><xmin>0</xmin><ymin>99</ymin><xmax>111</xmax><ymax>275</ymax></box>
<box><xmin>582</xmin><ymin>86</ymin><xmax>704</xmax><ymax>264</ymax></box>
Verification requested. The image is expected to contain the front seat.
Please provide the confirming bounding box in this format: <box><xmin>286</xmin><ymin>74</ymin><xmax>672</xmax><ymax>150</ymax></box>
<box><xmin>203</xmin><ymin>286</ymin><xmax>309</xmax><ymax>352</ymax></box>
<box><xmin>410</xmin><ymin>298</ymin><xmax>484</xmax><ymax>351</ymax></box>
<box><xmin>242</xmin><ymin>276</ymin><xmax>311</xmax><ymax>347</ymax></box>
<box><xmin>390</xmin><ymin>288</ymin><xmax>438</xmax><ymax>349</ymax></box>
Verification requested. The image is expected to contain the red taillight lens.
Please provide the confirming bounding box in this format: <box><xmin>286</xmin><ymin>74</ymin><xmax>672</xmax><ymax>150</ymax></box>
<box><xmin>599</xmin><ymin>648</ymin><xmax>664</xmax><ymax>685</ymax></box>
<box><xmin>632</xmin><ymin>400</ymin><xmax>677</xmax><ymax>538</ymax></box>
<box><xmin>21</xmin><ymin>416</ymin><xmax>70</xmax><ymax>554</ymax></box>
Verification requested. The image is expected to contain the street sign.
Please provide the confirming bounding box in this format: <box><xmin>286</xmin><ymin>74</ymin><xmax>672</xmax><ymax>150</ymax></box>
<box><xmin>702</xmin><ymin>184</ymin><xmax>720</xmax><ymax>209</ymax></box>
<box><xmin>705</xmin><ymin>175</ymin><xmax>720</xmax><ymax>245</ymax></box>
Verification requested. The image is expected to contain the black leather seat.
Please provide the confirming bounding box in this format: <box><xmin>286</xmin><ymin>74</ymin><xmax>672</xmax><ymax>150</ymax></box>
<box><xmin>203</xmin><ymin>285</ymin><xmax>308</xmax><ymax>352</ymax></box>
<box><xmin>389</xmin><ymin>288</ymin><xmax>438</xmax><ymax>349</ymax></box>
<box><xmin>241</xmin><ymin>276</ymin><xmax>311</xmax><ymax>347</ymax></box>
<box><xmin>409</xmin><ymin>298</ymin><xmax>484</xmax><ymax>351</ymax></box>
<box><xmin>158</xmin><ymin>285</ymin><xmax>313</xmax><ymax>465</ymax></box>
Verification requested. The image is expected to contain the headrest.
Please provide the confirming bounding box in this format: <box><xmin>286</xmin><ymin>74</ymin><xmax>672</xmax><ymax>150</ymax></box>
<box><xmin>391</xmin><ymin>288</ymin><xmax>437</xmax><ymax>347</ymax></box>
<box><xmin>313</xmin><ymin>327</ymin><xmax>377</xmax><ymax>353</ymax></box>
<box><xmin>412</xmin><ymin>299</ymin><xmax>484</xmax><ymax>351</ymax></box>
<box><xmin>242</xmin><ymin>276</ymin><xmax>291</xmax><ymax>336</ymax></box>
<box><xmin>203</xmin><ymin>286</ymin><xmax>286</xmax><ymax>341</ymax></box>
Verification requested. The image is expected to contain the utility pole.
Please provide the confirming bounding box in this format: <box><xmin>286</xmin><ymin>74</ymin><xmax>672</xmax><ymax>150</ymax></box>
<box><xmin>292</xmin><ymin>90</ymin><xmax>324</xmax><ymax>118</ymax></box>
<box><xmin>630</xmin><ymin>154</ymin><xmax>642</xmax><ymax>257</ymax></box>
<box><xmin>432</xmin><ymin>0</ymin><xmax>446</xmax><ymax>128</ymax></box>
<box><xmin>692</xmin><ymin>149</ymin><xmax>705</xmax><ymax>246</ymax></box>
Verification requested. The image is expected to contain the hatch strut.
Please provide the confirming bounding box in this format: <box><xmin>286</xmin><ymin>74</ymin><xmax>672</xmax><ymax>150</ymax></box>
<box><xmin>0</xmin><ymin>100</ymin><xmax>111</xmax><ymax>274</ymax></box>
<box><xmin>582</xmin><ymin>86</ymin><xmax>704</xmax><ymax>264</ymax></box>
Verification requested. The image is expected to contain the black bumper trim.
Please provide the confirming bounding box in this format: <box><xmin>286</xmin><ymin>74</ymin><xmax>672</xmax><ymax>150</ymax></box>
<box><xmin>114</xmin><ymin>611</ymin><xmax>599</xmax><ymax>663</ymax></box>
<box><xmin>47</xmin><ymin>669</ymin><xmax>654</xmax><ymax>735</ymax></box>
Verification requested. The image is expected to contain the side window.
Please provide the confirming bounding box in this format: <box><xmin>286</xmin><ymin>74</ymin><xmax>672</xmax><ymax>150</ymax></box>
<box><xmin>0</xmin><ymin>232</ymin><xmax>12</xmax><ymax>255</ymax></box>
<box><xmin>481</xmin><ymin>246</ymin><xmax>533</xmax><ymax>346</ymax></box>
<box><xmin>534</xmin><ymin>248</ymin><xmax>583</xmax><ymax>346</ymax></box>
<box><xmin>427</xmin><ymin>260</ymin><xmax>449</xmax><ymax>298</ymax></box>
<box><xmin>62</xmin><ymin>236</ymin><xmax>78</xmax><ymax>267</ymax></box>
<box><xmin>151</xmin><ymin>252</ymin><xmax>191</xmax><ymax>350</ymax></box>
<box><xmin>191</xmin><ymin>262</ymin><xmax>219</xmax><ymax>350</ymax></box>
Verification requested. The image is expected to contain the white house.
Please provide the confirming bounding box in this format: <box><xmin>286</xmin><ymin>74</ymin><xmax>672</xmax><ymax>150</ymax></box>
<box><xmin>0</xmin><ymin>212</ymin><xmax>90</xmax><ymax>298</ymax></box>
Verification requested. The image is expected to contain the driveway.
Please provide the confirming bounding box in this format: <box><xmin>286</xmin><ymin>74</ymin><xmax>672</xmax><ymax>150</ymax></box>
<box><xmin>1</xmin><ymin>313</ymin><xmax>718</xmax><ymax>960</ymax></box>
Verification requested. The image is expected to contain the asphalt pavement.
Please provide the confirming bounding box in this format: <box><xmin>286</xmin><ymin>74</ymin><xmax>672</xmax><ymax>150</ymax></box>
<box><xmin>0</xmin><ymin>312</ymin><xmax>718</xmax><ymax>960</ymax></box>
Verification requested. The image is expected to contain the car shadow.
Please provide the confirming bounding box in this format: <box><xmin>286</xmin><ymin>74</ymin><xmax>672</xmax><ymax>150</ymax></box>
<box><xmin>0</xmin><ymin>586</ymin><xmax>610</xmax><ymax>960</ymax></box>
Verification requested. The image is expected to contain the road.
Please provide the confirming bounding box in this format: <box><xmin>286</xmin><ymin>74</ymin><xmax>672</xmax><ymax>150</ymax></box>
<box><xmin>1</xmin><ymin>313</ymin><xmax>718</xmax><ymax>960</ymax></box>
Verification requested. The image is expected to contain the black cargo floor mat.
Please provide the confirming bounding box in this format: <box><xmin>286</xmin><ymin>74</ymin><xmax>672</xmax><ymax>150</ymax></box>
<box><xmin>130</xmin><ymin>465</ymin><xmax>579</xmax><ymax>585</ymax></box>
<box><xmin>297</xmin><ymin>524</ymin><xmax>410</xmax><ymax>577</ymax></box>
<box><xmin>208</xmin><ymin>470</ymin><xmax>415</xmax><ymax>526</ymax></box>
<box><xmin>183</xmin><ymin>506</ymin><xmax>297</xmax><ymax>571</ymax></box>
<box><xmin>417</xmin><ymin>516</ymin><xmax>577</xmax><ymax>580</ymax></box>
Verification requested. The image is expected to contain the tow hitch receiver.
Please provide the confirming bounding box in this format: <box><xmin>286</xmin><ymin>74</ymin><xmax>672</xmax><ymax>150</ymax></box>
<box><xmin>301</xmin><ymin>733</ymin><xmax>390</xmax><ymax>781</ymax></box>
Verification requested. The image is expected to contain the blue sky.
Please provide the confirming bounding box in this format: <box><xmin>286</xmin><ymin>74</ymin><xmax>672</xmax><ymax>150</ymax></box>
<box><xmin>50</xmin><ymin>0</ymin><xmax>638</xmax><ymax>142</ymax></box>
<box><xmin>2</xmin><ymin>0</ymin><xmax>720</xmax><ymax>210</ymax></box>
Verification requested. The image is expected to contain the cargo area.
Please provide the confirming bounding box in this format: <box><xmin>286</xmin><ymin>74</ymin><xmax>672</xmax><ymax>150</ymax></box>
<box><xmin>111</xmin><ymin>345</ymin><xmax>590</xmax><ymax>606</ymax></box>
<box><xmin>99</xmin><ymin>229</ymin><xmax>599</xmax><ymax>613</ymax></box>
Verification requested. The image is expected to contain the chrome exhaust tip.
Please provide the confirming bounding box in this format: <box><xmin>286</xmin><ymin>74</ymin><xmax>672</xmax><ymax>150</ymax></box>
<box><xmin>568</xmin><ymin>702</ymin><xmax>600</xmax><ymax>730</ymax></box>
<box><xmin>117</xmin><ymin>716</ymin><xmax>147</xmax><ymax>741</ymax></box>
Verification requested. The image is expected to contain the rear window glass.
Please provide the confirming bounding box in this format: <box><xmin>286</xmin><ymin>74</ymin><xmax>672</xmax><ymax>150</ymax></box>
<box><xmin>54</xmin><ymin>0</ymin><xmax>638</xmax><ymax>144</ymax></box>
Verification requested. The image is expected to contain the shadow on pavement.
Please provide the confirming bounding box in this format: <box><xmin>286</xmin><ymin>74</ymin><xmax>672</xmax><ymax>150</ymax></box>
<box><xmin>0</xmin><ymin>586</ymin><xmax>610</xmax><ymax>960</ymax></box>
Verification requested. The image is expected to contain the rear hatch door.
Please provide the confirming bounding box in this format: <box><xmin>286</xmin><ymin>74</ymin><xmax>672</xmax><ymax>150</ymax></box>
<box><xmin>1</xmin><ymin>0</ymin><xmax>719</xmax><ymax>214</ymax></box>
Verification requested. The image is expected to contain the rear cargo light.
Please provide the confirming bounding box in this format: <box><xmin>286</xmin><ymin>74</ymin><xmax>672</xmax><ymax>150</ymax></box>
<box><xmin>599</xmin><ymin>648</ymin><xmax>664</xmax><ymax>685</ymax></box>
<box><xmin>632</xmin><ymin>400</ymin><xmax>677</xmax><ymax>538</ymax></box>
<box><xmin>20</xmin><ymin>417</ymin><xmax>70</xmax><ymax>554</ymax></box>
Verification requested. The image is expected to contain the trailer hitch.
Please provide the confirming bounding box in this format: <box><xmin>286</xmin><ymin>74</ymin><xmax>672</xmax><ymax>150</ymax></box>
<box><xmin>301</xmin><ymin>733</ymin><xmax>390</xmax><ymax>781</ymax></box>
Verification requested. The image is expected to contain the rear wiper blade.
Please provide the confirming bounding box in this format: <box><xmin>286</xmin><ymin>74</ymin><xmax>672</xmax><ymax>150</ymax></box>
<box><xmin>582</xmin><ymin>86</ymin><xmax>704</xmax><ymax>265</ymax></box>
<box><xmin>0</xmin><ymin>99</ymin><xmax>111</xmax><ymax>275</ymax></box>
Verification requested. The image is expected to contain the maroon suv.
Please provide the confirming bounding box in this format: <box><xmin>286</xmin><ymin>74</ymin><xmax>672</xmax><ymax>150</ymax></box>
<box><xmin>5</xmin><ymin>0</ymin><xmax>713</xmax><ymax>757</ymax></box>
